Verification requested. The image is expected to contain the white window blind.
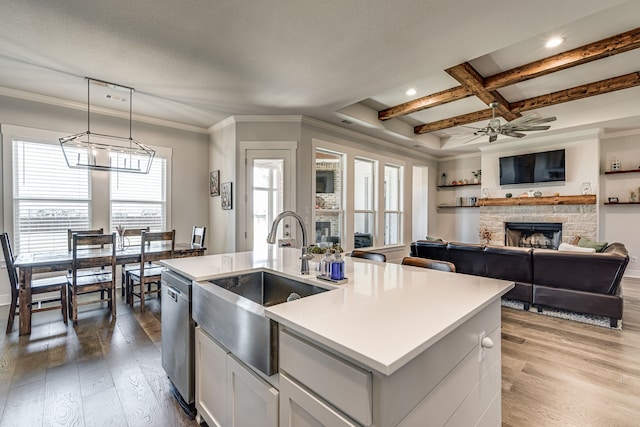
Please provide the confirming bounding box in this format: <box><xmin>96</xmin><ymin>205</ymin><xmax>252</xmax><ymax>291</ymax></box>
<box><xmin>110</xmin><ymin>155</ymin><xmax>167</xmax><ymax>234</ymax></box>
<box><xmin>13</xmin><ymin>139</ymin><xmax>91</xmax><ymax>254</ymax></box>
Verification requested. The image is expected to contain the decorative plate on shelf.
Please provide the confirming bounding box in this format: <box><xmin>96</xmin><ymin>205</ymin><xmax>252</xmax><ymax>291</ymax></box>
<box><xmin>316</xmin><ymin>196</ymin><xmax>325</xmax><ymax>209</ymax></box>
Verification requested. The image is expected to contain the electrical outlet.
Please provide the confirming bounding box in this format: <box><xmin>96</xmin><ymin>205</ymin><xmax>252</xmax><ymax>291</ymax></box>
<box><xmin>631</xmin><ymin>256</ymin><xmax>638</xmax><ymax>263</ymax></box>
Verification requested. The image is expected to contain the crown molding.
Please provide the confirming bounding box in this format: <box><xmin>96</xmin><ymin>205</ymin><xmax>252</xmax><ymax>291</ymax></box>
<box><xmin>0</xmin><ymin>86</ymin><xmax>209</xmax><ymax>134</ymax></box>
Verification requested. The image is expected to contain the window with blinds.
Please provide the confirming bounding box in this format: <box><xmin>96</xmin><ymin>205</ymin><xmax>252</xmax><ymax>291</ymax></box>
<box><xmin>13</xmin><ymin>139</ymin><xmax>91</xmax><ymax>254</ymax></box>
<box><xmin>110</xmin><ymin>155</ymin><xmax>166</xmax><ymax>235</ymax></box>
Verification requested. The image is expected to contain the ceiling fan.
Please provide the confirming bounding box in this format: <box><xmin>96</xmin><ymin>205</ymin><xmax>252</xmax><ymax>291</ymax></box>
<box><xmin>461</xmin><ymin>102</ymin><xmax>556</xmax><ymax>143</ymax></box>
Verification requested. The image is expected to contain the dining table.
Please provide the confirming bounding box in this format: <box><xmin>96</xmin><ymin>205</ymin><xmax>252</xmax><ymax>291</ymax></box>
<box><xmin>13</xmin><ymin>243</ymin><xmax>205</xmax><ymax>336</ymax></box>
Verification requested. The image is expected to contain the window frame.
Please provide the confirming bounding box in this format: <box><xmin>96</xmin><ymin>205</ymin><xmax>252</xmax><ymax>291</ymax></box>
<box><xmin>383</xmin><ymin>163</ymin><xmax>403</xmax><ymax>246</ymax></box>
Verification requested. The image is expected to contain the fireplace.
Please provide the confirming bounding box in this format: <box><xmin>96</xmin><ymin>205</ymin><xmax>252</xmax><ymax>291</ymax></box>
<box><xmin>505</xmin><ymin>222</ymin><xmax>562</xmax><ymax>249</ymax></box>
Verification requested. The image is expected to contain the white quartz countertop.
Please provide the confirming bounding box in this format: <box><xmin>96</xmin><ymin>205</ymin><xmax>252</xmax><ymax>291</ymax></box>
<box><xmin>161</xmin><ymin>248</ymin><xmax>514</xmax><ymax>375</ymax></box>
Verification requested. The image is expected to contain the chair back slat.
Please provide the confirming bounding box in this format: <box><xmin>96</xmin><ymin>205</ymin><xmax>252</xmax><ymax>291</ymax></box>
<box><xmin>350</xmin><ymin>250</ymin><xmax>386</xmax><ymax>262</ymax></box>
<box><xmin>68</xmin><ymin>228</ymin><xmax>104</xmax><ymax>251</ymax></box>
<box><xmin>141</xmin><ymin>231</ymin><xmax>175</xmax><ymax>265</ymax></box>
<box><xmin>191</xmin><ymin>226</ymin><xmax>206</xmax><ymax>248</ymax></box>
<box><xmin>401</xmin><ymin>256</ymin><xmax>456</xmax><ymax>273</ymax></box>
<box><xmin>72</xmin><ymin>233</ymin><xmax>116</xmax><ymax>270</ymax></box>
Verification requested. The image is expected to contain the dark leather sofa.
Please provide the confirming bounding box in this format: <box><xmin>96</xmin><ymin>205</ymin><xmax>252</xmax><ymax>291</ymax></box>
<box><xmin>410</xmin><ymin>240</ymin><xmax>629</xmax><ymax>327</ymax></box>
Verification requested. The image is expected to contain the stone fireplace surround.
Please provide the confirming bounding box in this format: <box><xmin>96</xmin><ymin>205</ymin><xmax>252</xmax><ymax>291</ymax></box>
<box><xmin>480</xmin><ymin>204</ymin><xmax>597</xmax><ymax>247</ymax></box>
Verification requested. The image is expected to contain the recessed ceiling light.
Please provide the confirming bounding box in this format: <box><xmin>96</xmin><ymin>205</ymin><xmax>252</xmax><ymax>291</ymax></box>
<box><xmin>545</xmin><ymin>36</ymin><xmax>564</xmax><ymax>49</ymax></box>
<box><xmin>406</xmin><ymin>88</ymin><xmax>417</xmax><ymax>96</ymax></box>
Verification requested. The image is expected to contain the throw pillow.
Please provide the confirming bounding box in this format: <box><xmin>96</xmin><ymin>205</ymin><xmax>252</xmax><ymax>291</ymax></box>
<box><xmin>425</xmin><ymin>236</ymin><xmax>444</xmax><ymax>242</ymax></box>
<box><xmin>577</xmin><ymin>237</ymin><xmax>608</xmax><ymax>252</ymax></box>
<box><xmin>558</xmin><ymin>243</ymin><xmax>596</xmax><ymax>253</ymax></box>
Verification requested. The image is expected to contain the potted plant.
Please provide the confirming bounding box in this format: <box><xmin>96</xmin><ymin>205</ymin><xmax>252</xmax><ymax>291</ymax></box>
<box><xmin>472</xmin><ymin>170</ymin><xmax>481</xmax><ymax>184</ymax></box>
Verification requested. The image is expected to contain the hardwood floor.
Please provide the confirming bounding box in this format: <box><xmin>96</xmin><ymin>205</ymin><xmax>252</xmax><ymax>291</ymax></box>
<box><xmin>0</xmin><ymin>294</ymin><xmax>197</xmax><ymax>427</ymax></box>
<box><xmin>502</xmin><ymin>277</ymin><xmax>640</xmax><ymax>427</ymax></box>
<box><xmin>1</xmin><ymin>279</ymin><xmax>639</xmax><ymax>426</ymax></box>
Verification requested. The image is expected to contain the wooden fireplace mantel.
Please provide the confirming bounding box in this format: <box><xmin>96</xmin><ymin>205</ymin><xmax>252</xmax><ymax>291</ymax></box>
<box><xmin>477</xmin><ymin>194</ymin><xmax>596</xmax><ymax>207</ymax></box>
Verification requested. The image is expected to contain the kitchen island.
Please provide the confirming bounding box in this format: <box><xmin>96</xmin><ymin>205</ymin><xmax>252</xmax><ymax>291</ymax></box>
<box><xmin>161</xmin><ymin>247</ymin><xmax>513</xmax><ymax>426</ymax></box>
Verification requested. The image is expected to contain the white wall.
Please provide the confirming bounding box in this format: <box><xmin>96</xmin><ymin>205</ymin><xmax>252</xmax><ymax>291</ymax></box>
<box><xmin>0</xmin><ymin>95</ymin><xmax>210</xmax><ymax>305</ymax></box>
<box><xmin>600</xmin><ymin>131</ymin><xmax>640</xmax><ymax>277</ymax></box>
<box><xmin>206</xmin><ymin>116</ymin><xmax>438</xmax><ymax>260</ymax></box>
<box><xmin>435</xmin><ymin>155</ymin><xmax>481</xmax><ymax>242</ymax></box>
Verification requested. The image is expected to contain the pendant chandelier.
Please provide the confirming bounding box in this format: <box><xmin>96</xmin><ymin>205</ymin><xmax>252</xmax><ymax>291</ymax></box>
<box><xmin>59</xmin><ymin>77</ymin><xmax>155</xmax><ymax>174</ymax></box>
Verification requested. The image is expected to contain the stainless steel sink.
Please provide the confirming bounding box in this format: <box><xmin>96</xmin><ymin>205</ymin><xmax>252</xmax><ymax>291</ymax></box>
<box><xmin>192</xmin><ymin>271</ymin><xmax>328</xmax><ymax>376</ymax></box>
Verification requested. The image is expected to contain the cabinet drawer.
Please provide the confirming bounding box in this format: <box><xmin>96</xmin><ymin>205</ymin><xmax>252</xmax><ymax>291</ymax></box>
<box><xmin>279</xmin><ymin>330</ymin><xmax>372</xmax><ymax>426</ymax></box>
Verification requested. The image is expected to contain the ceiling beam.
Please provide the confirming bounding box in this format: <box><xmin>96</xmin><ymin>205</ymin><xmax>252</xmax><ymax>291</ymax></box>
<box><xmin>485</xmin><ymin>26</ymin><xmax>640</xmax><ymax>90</ymax></box>
<box><xmin>414</xmin><ymin>109</ymin><xmax>495</xmax><ymax>134</ymax></box>
<box><xmin>381</xmin><ymin>26</ymin><xmax>640</xmax><ymax>122</ymax></box>
<box><xmin>377</xmin><ymin>86</ymin><xmax>471</xmax><ymax>121</ymax></box>
<box><xmin>414</xmin><ymin>71</ymin><xmax>640</xmax><ymax>134</ymax></box>
<box><xmin>445</xmin><ymin>63</ymin><xmax>519</xmax><ymax>121</ymax></box>
<box><xmin>510</xmin><ymin>72</ymin><xmax>640</xmax><ymax>112</ymax></box>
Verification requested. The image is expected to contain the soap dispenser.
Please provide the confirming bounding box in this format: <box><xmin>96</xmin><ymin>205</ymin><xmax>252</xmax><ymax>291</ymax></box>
<box><xmin>330</xmin><ymin>252</ymin><xmax>345</xmax><ymax>281</ymax></box>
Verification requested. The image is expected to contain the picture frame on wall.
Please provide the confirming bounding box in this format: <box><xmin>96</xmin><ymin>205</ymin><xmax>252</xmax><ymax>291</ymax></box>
<box><xmin>221</xmin><ymin>182</ymin><xmax>232</xmax><ymax>210</ymax></box>
<box><xmin>210</xmin><ymin>170</ymin><xmax>220</xmax><ymax>197</ymax></box>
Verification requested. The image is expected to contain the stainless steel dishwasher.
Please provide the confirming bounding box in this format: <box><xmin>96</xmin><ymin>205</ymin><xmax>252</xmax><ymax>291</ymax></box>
<box><xmin>161</xmin><ymin>269</ymin><xmax>195</xmax><ymax>415</ymax></box>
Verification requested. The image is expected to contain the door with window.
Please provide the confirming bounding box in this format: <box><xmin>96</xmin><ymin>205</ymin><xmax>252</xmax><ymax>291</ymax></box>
<box><xmin>244</xmin><ymin>149</ymin><xmax>293</xmax><ymax>255</ymax></box>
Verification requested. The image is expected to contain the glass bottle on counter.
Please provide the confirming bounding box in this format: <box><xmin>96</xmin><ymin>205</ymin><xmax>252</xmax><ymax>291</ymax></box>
<box><xmin>319</xmin><ymin>249</ymin><xmax>332</xmax><ymax>278</ymax></box>
<box><xmin>330</xmin><ymin>252</ymin><xmax>345</xmax><ymax>281</ymax></box>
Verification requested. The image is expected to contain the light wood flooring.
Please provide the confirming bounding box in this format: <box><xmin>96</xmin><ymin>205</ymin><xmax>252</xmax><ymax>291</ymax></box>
<box><xmin>1</xmin><ymin>279</ymin><xmax>639</xmax><ymax>426</ymax></box>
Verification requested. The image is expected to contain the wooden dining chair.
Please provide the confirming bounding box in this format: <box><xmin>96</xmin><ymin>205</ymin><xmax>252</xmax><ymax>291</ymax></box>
<box><xmin>118</xmin><ymin>226</ymin><xmax>150</xmax><ymax>297</ymax></box>
<box><xmin>349</xmin><ymin>250</ymin><xmax>387</xmax><ymax>262</ymax></box>
<box><xmin>68</xmin><ymin>233</ymin><xmax>117</xmax><ymax>325</ymax></box>
<box><xmin>2</xmin><ymin>233</ymin><xmax>68</xmax><ymax>333</ymax></box>
<box><xmin>191</xmin><ymin>225</ymin><xmax>206</xmax><ymax>248</ymax></box>
<box><xmin>126</xmin><ymin>230</ymin><xmax>175</xmax><ymax>312</ymax></box>
<box><xmin>401</xmin><ymin>256</ymin><xmax>456</xmax><ymax>273</ymax></box>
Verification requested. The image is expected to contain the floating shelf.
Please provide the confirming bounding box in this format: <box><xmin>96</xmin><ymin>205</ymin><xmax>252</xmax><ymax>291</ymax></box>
<box><xmin>604</xmin><ymin>202</ymin><xmax>640</xmax><ymax>205</ymax></box>
<box><xmin>437</xmin><ymin>205</ymin><xmax>479</xmax><ymax>209</ymax></box>
<box><xmin>436</xmin><ymin>183</ymin><xmax>481</xmax><ymax>190</ymax></box>
<box><xmin>477</xmin><ymin>194</ymin><xmax>596</xmax><ymax>206</ymax></box>
<box><xmin>604</xmin><ymin>169</ymin><xmax>640</xmax><ymax>175</ymax></box>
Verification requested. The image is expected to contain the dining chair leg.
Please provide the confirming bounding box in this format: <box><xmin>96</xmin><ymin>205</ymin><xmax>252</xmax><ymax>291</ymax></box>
<box><xmin>110</xmin><ymin>284</ymin><xmax>116</xmax><ymax>318</ymax></box>
<box><xmin>61</xmin><ymin>286</ymin><xmax>68</xmax><ymax>325</ymax></box>
<box><xmin>6</xmin><ymin>296</ymin><xmax>17</xmax><ymax>334</ymax></box>
<box><xmin>71</xmin><ymin>286</ymin><xmax>78</xmax><ymax>326</ymax></box>
<box><xmin>140</xmin><ymin>282</ymin><xmax>145</xmax><ymax>313</ymax></box>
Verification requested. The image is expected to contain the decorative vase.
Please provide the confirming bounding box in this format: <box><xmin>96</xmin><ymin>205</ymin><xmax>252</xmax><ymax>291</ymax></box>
<box><xmin>440</xmin><ymin>173</ymin><xmax>447</xmax><ymax>186</ymax></box>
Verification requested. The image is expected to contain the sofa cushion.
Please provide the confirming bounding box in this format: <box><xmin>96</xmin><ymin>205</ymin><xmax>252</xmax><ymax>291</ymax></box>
<box><xmin>412</xmin><ymin>240</ymin><xmax>449</xmax><ymax>261</ymax></box>
<box><xmin>577</xmin><ymin>237</ymin><xmax>608</xmax><ymax>252</ymax></box>
<box><xmin>533</xmin><ymin>248</ymin><xmax>627</xmax><ymax>294</ymax></box>
<box><xmin>484</xmin><ymin>245</ymin><xmax>533</xmax><ymax>283</ymax></box>
<box><xmin>558</xmin><ymin>243</ymin><xmax>595</xmax><ymax>253</ymax></box>
<box><xmin>446</xmin><ymin>242</ymin><xmax>486</xmax><ymax>276</ymax></box>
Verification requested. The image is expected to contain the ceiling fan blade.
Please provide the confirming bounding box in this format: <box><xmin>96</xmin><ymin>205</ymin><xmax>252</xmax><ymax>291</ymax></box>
<box><xmin>504</xmin><ymin>114</ymin><xmax>536</xmax><ymax>126</ymax></box>
<box><xmin>509</xmin><ymin>125</ymin><xmax>551</xmax><ymax>132</ymax></box>
<box><xmin>501</xmin><ymin>130</ymin><xmax>527</xmax><ymax>138</ymax></box>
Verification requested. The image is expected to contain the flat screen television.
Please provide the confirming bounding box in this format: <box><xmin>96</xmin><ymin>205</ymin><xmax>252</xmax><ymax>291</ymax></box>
<box><xmin>316</xmin><ymin>170</ymin><xmax>335</xmax><ymax>193</ymax></box>
<box><xmin>499</xmin><ymin>149</ymin><xmax>565</xmax><ymax>185</ymax></box>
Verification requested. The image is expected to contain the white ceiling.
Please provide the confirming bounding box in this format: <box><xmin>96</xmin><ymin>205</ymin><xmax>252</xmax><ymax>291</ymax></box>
<box><xmin>1</xmin><ymin>0</ymin><xmax>639</xmax><ymax>158</ymax></box>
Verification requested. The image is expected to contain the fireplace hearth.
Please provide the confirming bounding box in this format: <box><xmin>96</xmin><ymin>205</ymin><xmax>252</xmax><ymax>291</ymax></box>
<box><xmin>505</xmin><ymin>222</ymin><xmax>562</xmax><ymax>249</ymax></box>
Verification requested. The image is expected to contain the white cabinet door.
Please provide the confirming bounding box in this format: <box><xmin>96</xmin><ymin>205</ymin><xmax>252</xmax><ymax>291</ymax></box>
<box><xmin>195</xmin><ymin>327</ymin><xmax>228</xmax><ymax>427</ymax></box>
<box><xmin>227</xmin><ymin>355</ymin><xmax>279</xmax><ymax>427</ymax></box>
<box><xmin>279</xmin><ymin>374</ymin><xmax>358</xmax><ymax>427</ymax></box>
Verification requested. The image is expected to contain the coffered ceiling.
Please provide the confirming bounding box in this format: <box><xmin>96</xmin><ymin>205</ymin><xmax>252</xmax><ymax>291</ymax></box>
<box><xmin>1</xmin><ymin>0</ymin><xmax>639</xmax><ymax>158</ymax></box>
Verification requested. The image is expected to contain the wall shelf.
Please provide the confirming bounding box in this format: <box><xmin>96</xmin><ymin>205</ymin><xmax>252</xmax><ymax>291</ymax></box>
<box><xmin>437</xmin><ymin>183</ymin><xmax>481</xmax><ymax>190</ymax></box>
<box><xmin>604</xmin><ymin>202</ymin><xmax>640</xmax><ymax>205</ymax></box>
<box><xmin>477</xmin><ymin>194</ymin><xmax>596</xmax><ymax>206</ymax></box>
<box><xmin>437</xmin><ymin>205</ymin><xmax>479</xmax><ymax>209</ymax></box>
<box><xmin>604</xmin><ymin>169</ymin><xmax>640</xmax><ymax>175</ymax></box>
